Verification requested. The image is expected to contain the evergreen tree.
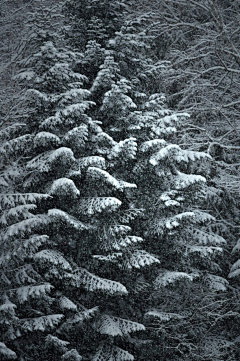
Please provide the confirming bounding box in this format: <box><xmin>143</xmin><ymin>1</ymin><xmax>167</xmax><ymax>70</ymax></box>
<box><xmin>63</xmin><ymin>0</ymin><xmax>131</xmax><ymax>49</ymax></box>
<box><xmin>64</xmin><ymin>1</ymin><xmax>236</xmax><ymax>359</ymax></box>
<box><xmin>1</xmin><ymin>33</ymin><xmax>162</xmax><ymax>359</ymax></box>
<box><xmin>93</xmin><ymin>63</ymin><xmax>233</xmax><ymax>358</ymax></box>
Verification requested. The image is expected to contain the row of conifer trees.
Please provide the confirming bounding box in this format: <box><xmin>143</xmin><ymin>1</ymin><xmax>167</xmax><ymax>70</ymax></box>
<box><xmin>1</xmin><ymin>1</ymin><xmax>240</xmax><ymax>360</ymax></box>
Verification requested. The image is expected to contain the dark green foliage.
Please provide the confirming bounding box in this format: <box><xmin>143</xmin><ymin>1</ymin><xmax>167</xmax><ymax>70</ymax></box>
<box><xmin>63</xmin><ymin>0</ymin><xmax>130</xmax><ymax>48</ymax></box>
<box><xmin>1</xmin><ymin>1</ymin><xmax>239</xmax><ymax>361</ymax></box>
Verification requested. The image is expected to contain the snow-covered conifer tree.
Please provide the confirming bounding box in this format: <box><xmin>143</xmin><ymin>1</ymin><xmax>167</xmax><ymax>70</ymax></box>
<box><xmin>0</xmin><ymin>30</ymin><xmax>162</xmax><ymax>359</ymax></box>
<box><xmin>82</xmin><ymin>12</ymin><xmax>231</xmax><ymax>357</ymax></box>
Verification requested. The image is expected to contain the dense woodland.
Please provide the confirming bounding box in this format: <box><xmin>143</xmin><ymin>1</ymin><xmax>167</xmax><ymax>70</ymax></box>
<box><xmin>1</xmin><ymin>1</ymin><xmax>240</xmax><ymax>360</ymax></box>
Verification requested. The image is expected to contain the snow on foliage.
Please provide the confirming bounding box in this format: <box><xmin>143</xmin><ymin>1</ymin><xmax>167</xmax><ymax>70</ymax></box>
<box><xmin>95</xmin><ymin>314</ymin><xmax>145</xmax><ymax>336</ymax></box>
<box><xmin>26</xmin><ymin>89</ymin><xmax>51</xmax><ymax>105</ymax></box>
<box><xmin>150</xmin><ymin>144</ymin><xmax>211</xmax><ymax>166</ymax></box>
<box><xmin>108</xmin><ymin>224</ymin><xmax>132</xmax><ymax>236</ymax></box>
<box><xmin>45</xmin><ymin>335</ymin><xmax>69</xmax><ymax>353</ymax></box>
<box><xmin>86</xmin><ymin>167</ymin><xmax>119</xmax><ymax>187</ymax></box>
<box><xmin>90</xmin><ymin>55</ymin><xmax>120</xmax><ymax>93</ymax></box>
<box><xmin>229</xmin><ymin>259</ymin><xmax>240</xmax><ymax>278</ymax></box>
<box><xmin>77</xmin><ymin>197</ymin><xmax>122</xmax><ymax>215</ymax></box>
<box><xmin>154</xmin><ymin>270</ymin><xmax>199</xmax><ymax>288</ymax></box>
<box><xmin>40</xmin><ymin>114</ymin><xmax>63</xmax><ymax>131</ymax></box>
<box><xmin>205</xmin><ymin>274</ymin><xmax>229</xmax><ymax>291</ymax></box>
<box><xmin>187</xmin><ymin>246</ymin><xmax>223</xmax><ymax>258</ymax></box>
<box><xmin>70</xmin><ymin>268</ymin><xmax>128</xmax><ymax>295</ymax></box>
<box><xmin>110</xmin><ymin>138</ymin><xmax>137</xmax><ymax>160</ymax></box>
<box><xmin>174</xmin><ymin>171</ymin><xmax>206</xmax><ymax>189</ymax></box>
<box><xmin>77</xmin><ymin>156</ymin><xmax>106</xmax><ymax>170</ymax></box>
<box><xmin>150</xmin><ymin>144</ymin><xmax>181</xmax><ymax>166</ymax></box>
<box><xmin>48</xmin><ymin>208</ymin><xmax>89</xmax><ymax>230</ymax></box>
<box><xmin>189</xmin><ymin>228</ymin><xmax>226</xmax><ymax>245</ymax></box>
<box><xmin>93</xmin><ymin>253</ymin><xmax>123</xmax><ymax>263</ymax></box>
<box><xmin>21</xmin><ymin>314</ymin><xmax>64</xmax><ymax>332</ymax></box>
<box><xmin>48</xmin><ymin>62</ymin><xmax>86</xmax><ymax>85</ymax></box>
<box><xmin>112</xmin><ymin>235</ymin><xmax>144</xmax><ymax>251</ymax></box>
<box><xmin>193</xmin><ymin>210</ymin><xmax>216</xmax><ymax>223</ymax></box>
<box><xmin>14</xmin><ymin>69</ymin><xmax>37</xmax><ymax>81</ymax></box>
<box><xmin>0</xmin><ymin>342</ymin><xmax>17</xmax><ymax>360</ymax></box>
<box><xmin>34</xmin><ymin>250</ymin><xmax>72</xmax><ymax>271</ymax></box>
<box><xmin>34</xmin><ymin>132</ymin><xmax>61</xmax><ymax>148</ymax></box>
<box><xmin>93</xmin><ymin>132</ymin><xmax>117</xmax><ymax>149</ymax></box>
<box><xmin>58</xmin><ymin>296</ymin><xmax>77</xmax><ymax>312</ymax></box>
<box><xmin>63</xmin><ymin>125</ymin><xmax>88</xmax><ymax>149</ymax></box>
<box><xmin>0</xmin><ymin>204</ymin><xmax>37</xmax><ymax>225</ymax></box>
<box><xmin>162</xmin><ymin>212</ymin><xmax>195</xmax><ymax>230</ymax></box>
<box><xmin>27</xmin><ymin>147</ymin><xmax>75</xmax><ymax>172</ymax></box>
<box><xmin>100</xmin><ymin>82</ymin><xmax>137</xmax><ymax>115</ymax></box>
<box><xmin>61</xmin><ymin>349</ymin><xmax>82</xmax><ymax>361</ymax></box>
<box><xmin>124</xmin><ymin>250</ymin><xmax>160</xmax><ymax>269</ymax></box>
<box><xmin>92</xmin><ymin>345</ymin><xmax>134</xmax><ymax>361</ymax></box>
<box><xmin>140</xmin><ymin>139</ymin><xmax>167</xmax><ymax>153</ymax></box>
<box><xmin>1</xmin><ymin>215</ymin><xmax>49</xmax><ymax>241</ymax></box>
<box><xmin>174</xmin><ymin>149</ymin><xmax>212</xmax><ymax>163</ymax></box>
<box><xmin>144</xmin><ymin>310</ymin><xmax>184</xmax><ymax>322</ymax></box>
<box><xmin>0</xmin><ymin>134</ymin><xmax>34</xmax><ymax>158</ymax></box>
<box><xmin>164</xmin><ymin>199</ymin><xmax>180</xmax><ymax>207</ymax></box>
<box><xmin>0</xmin><ymin>296</ymin><xmax>16</xmax><ymax>313</ymax></box>
<box><xmin>50</xmin><ymin>178</ymin><xmax>80</xmax><ymax>198</ymax></box>
<box><xmin>10</xmin><ymin>283</ymin><xmax>53</xmax><ymax>304</ymax></box>
<box><xmin>86</xmin><ymin>167</ymin><xmax>136</xmax><ymax>190</ymax></box>
<box><xmin>0</xmin><ymin>235</ymin><xmax>50</xmax><ymax>266</ymax></box>
<box><xmin>61</xmin><ymin>102</ymin><xmax>95</xmax><ymax>118</ymax></box>
<box><xmin>59</xmin><ymin>88</ymin><xmax>90</xmax><ymax>105</ymax></box>
<box><xmin>232</xmin><ymin>239</ymin><xmax>240</xmax><ymax>253</ymax></box>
